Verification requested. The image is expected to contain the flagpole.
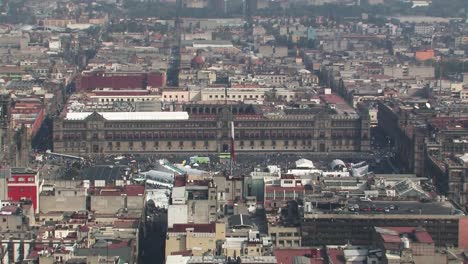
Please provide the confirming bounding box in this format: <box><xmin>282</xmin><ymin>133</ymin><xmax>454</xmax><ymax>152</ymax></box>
<box><xmin>230</xmin><ymin>121</ymin><xmax>235</xmax><ymax>176</ymax></box>
<box><xmin>230</xmin><ymin>154</ymin><xmax>233</xmax><ymax>176</ymax></box>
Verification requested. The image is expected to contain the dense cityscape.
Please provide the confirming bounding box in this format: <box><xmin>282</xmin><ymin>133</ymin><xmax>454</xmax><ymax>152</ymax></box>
<box><xmin>0</xmin><ymin>0</ymin><xmax>468</xmax><ymax>263</ymax></box>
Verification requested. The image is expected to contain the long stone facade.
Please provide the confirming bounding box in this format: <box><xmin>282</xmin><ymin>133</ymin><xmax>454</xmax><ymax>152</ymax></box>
<box><xmin>53</xmin><ymin>104</ymin><xmax>371</xmax><ymax>156</ymax></box>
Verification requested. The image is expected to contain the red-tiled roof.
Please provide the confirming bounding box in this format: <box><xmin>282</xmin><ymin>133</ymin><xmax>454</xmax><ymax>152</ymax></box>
<box><xmin>379</xmin><ymin>227</ymin><xmax>434</xmax><ymax>244</ymax></box>
<box><xmin>327</xmin><ymin>248</ymin><xmax>345</xmax><ymax>264</ymax></box>
<box><xmin>28</xmin><ymin>250</ymin><xmax>40</xmax><ymax>259</ymax></box>
<box><xmin>113</xmin><ymin>220</ymin><xmax>139</xmax><ymax>229</ymax></box>
<box><xmin>22</xmin><ymin>204</ymin><xmax>32</xmax><ymax>210</ymax></box>
<box><xmin>191</xmin><ymin>55</ymin><xmax>205</xmax><ymax>65</ymax></box>
<box><xmin>79</xmin><ymin>225</ymin><xmax>90</xmax><ymax>232</ymax></box>
<box><xmin>320</xmin><ymin>94</ymin><xmax>346</xmax><ymax>105</ymax></box>
<box><xmin>174</xmin><ymin>175</ymin><xmax>186</xmax><ymax>187</ymax></box>
<box><xmin>383</xmin><ymin>227</ymin><xmax>416</xmax><ymax>233</ymax></box>
<box><xmin>414</xmin><ymin>230</ymin><xmax>434</xmax><ymax>243</ymax></box>
<box><xmin>430</xmin><ymin>117</ymin><xmax>468</xmax><ymax>130</ymax></box>
<box><xmin>123</xmin><ymin>185</ymin><xmax>145</xmax><ymax>196</ymax></box>
<box><xmin>0</xmin><ymin>66</ymin><xmax>25</xmax><ymax>73</ymax></box>
<box><xmin>381</xmin><ymin>234</ymin><xmax>402</xmax><ymax>243</ymax></box>
<box><xmin>274</xmin><ymin>248</ymin><xmax>325</xmax><ymax>264</ymax></box>
<box><xmin>108</xmin><ymin>240</ymin><xmax>130</xmax><ymax>249</ymax></box>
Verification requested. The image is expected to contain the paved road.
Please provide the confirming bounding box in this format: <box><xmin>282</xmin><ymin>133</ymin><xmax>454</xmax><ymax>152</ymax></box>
<box><xmin>344</xmin><ymin>200</ymin><xmax>454</xmax><ymax>215</ymax></box>
<box><xmin>38</xmin><ymin>150</ymin><xmax>392</xmax><ymax>180</ymax></box>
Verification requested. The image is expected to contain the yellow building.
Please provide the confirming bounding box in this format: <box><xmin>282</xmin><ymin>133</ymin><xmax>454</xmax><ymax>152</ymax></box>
<box><xmin>165</xmin><ymin>222</ymin><xmax>225</xmax><ymax>258</ymax></box>
<box><xmin>162</xmin><ymin>89</ymin><xmax>190</xmax><ymax>103</ymax></box>
<box><xmin>223</xmin><ymin>239</ymin><xmax>266</xmax><ymax>258</ymax></box>
<box><xmin>268</xmin><ymin>225</ymin><xmax>301</xmax><ymax>247</ymax></box>
<box><xmin>43</xmin><ymin>19</ymin><xmax>75</xmax><ymax>28</ymax></box>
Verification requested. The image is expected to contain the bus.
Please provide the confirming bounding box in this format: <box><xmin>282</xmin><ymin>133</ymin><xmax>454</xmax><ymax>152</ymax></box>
<box><xmin>189</xmin><ymin>156</ymin><xmax>211</xmax><ymax>164</ymax></box>
<box><xmin>218</xmin><ymin>153</ymin><xmax>231</xmax><ymax>159</ymax></box>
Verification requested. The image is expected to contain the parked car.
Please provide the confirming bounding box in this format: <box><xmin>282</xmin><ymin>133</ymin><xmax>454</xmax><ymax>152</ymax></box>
<box><xmin>360</xmin><ymin>207</ymin><xmax>371</xmax><ymax>212</ymax></box>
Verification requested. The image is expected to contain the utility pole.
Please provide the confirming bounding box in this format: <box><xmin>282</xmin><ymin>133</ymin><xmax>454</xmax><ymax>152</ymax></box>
<box><xmin>0</xmin><ymin>244</ymin><xmax>6</xmax><ymax>264</ymax></box>
<box><xmin>438</xmin><ymin>56</ymin><xmax>442</xmax><ymax>94</ymax></box>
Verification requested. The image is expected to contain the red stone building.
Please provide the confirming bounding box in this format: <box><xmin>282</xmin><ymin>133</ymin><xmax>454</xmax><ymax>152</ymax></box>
<box><xmin>6</xmin><ymin>168</ymin><xmax>39</xmax><ymax>213</ymax></box>
<box><xmin>76</xmin><ymin>71</ymin><xmax>166</xmax><ymax>92</ymax></box>
<box><xmin>264</xmin><ymin>177</ymin><xmax>311</xmax><ymax>211</ymax></box>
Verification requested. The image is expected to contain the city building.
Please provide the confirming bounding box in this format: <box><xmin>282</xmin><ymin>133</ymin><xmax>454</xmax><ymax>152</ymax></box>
<box><xmin>268</xmin><ymin>225</ymin><xmax>301</xmax><ymax>248</ymax></box>
<box><xmin>373</xmin><ymin>226</ymin><xmax>447</xmax><ymax>264</ymax></box>
<box><xmin>76</xmin><ymin>71</ymin><xmax>166</xmax><ymax>92</ymax></box>
<box><xmin>165</xmin><ymin>222</ymin><xmax>226</xmax><ymax>257</ymax></box>
<box><xmin>89</xmin><ymin>185</ymin><xmax>145</xmax><ymax>215</ymax></box>
<box><xmin>6</xmin><ymin>168</ymin><xmax>39</xmax><ymax>213</ymax></box>
<box><xmin>264</xmin><ymin>177</ymin><xmax>311</xmax><ymax>211</ymax></box>
<box><xmin>39</xmin><ymin>181</ymin><xmax>88</xmax><ymax>214</ymax></box>
<box><xmin>301</xmin><ymin>211</ymin><xmax>468</xmax><ymax>248</ymax></box>
<box><xmin>53</xmin><ymin>102</ymin><xmax>371</xmax><ymax>155</ymax></box>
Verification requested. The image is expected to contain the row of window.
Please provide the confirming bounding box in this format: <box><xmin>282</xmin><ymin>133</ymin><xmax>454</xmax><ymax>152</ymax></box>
<box><xmin>105</xmin><ymin>131</ymin><xmax>218</xmax><ymax>140</ymax></box>
<box><xmin>257</xmin><ymin>75</ymin><xmax>288</xmax><ymax>80</ymax></box>
<box><xmin>275</xmin><ymin>240</ymin><xmax>299</xmax><ymax>247</ymax></box>
<box><xmin>103</xmin><ymin>122</ymin><xmax>215</xmax><ymax>129</ymax></box>
<box><xmin>108</xmin><ymin>141</ymin><xmax>211</xmax><ymax>148</ymax></box>
<box><xmin>163</xmin><ymin>94</ymin><xmax>185</xmax><ymax>99</ymax></box>
<box><xmin>62</xmin><ymin>132</ymin><xmax>356</xmax><ymax>141</ymax></box>
<box><xmin>240</xmin><ymin>140</ymin><xmax>313</xmax><ymax>146</ymax></box>
<box><xmin>265</xmin><ymin>192</ymin><xmax>305</xmax><ymax>198</ymax></box>
<box><xmin>236</xmin><ymin>122</ymin><xmax>316</xmax><ymax>128</ymax></box>
<box><xmin>331</xmin><ymin>121</ymin><xmax>360</xmax><ymax>127</ymax></box>
<box><xmin>65</xmin><ymin>141</ymin><xmax>210</xmax><ymax>149</ymax></box>
<box><xmin>63</xmin><ymin>139</ymin><xmax>339</xmax><ymax>150</ymax></box>
<box><xmin>332</xmin><ymin>139</ymin><xmax>358</xmax><ymax>146</ymax></box>
<box><xmin>64</xmin><ymin>142</ymin><xmax>86</xmax><ymax>147</ymax></box>
<box><xmin>63</xmin><ymin>123</ymin><xmax>86</xmax><ymax>129</ymax></box>
<box><xmin>331</xmin><ymin>132</ymin><xmax>359</xmax><ymax>138</ymax></box>
<box><xmin>8</xmin><ymin>177</ymin><xmax>35</xmax><ymax>182</ymax></box>
<box><xmin>64</xmin><ymin>139</ymin><xmax>358</xmax><ymax>149</ymax></box>
<box><xmin>99</xmin><ymin>98</ymin><xmax>154</xmax><ymax>103</ymax></box>
<box><xmin>63</xmin><ymin>145</ymin><xmax>358</xmax><ymax>152</ymax></box>
<box><xmin>274</xmin><ymin>232</ymin><xmax>301</xmax><ymax>237</ymax></box>
<box><xmin>63</xmin><ymin>121</ymin><xmax>362</xmax><ymax>130</ymax></box>
<box><xmin>207</xmin><ymin>94</ymin><xmax>293</xmax><ymax>100</ymax></box>
<box><xmin>65</xmin><ymin>139</ymin><xmax>319</xmax><ymax>148</ymax></box>
<box><xmin>208</xmin><ymin>94</ymin><xmax>263</xmax><ymax>99</ymax></box>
